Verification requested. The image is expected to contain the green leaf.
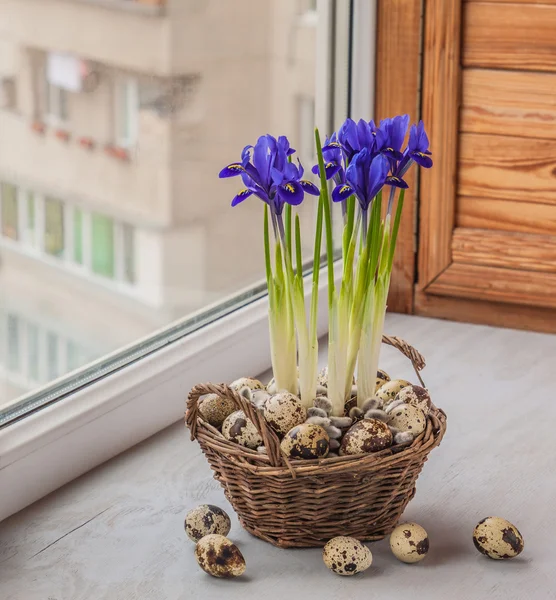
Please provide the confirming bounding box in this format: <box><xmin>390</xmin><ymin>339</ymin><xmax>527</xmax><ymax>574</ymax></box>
<box><xmin>264</xmin><ymin>204</ymin><xmax>272</xmax><ymax>286</ymax></box>
<box><xmin>295</xmin><ymin>214</ymin><xmax>303</xmax><ymax>279</ymax></box>
<box><xmin>388</xmin><ymin>187</ymin><xmax>405</xmax><ymax>272</ymax></box>
<box><xmin>285</xmin><ymin>203</ymin><xmax>292</xmax><ymax>266</ymax></box>
<box><xmin>315</xmin><ymin>128</ymin><xmax>335</xmax><ymax>307</ymax></box>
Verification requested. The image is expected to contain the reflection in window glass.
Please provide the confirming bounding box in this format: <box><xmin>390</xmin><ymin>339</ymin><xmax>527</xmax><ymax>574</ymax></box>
<box><xmin>44</xmin><ymin>197</ymin><xmax>65</xmax><ymax>258</ymax></box>
<box><xmin>122</xmin><ymin>224</ymin><xmax>135</xmax><ymax>284</ymax></box>
<box><xmin>91</xmin><ymin>214</ymin><xmax>115</xmax><ymax>278</ymax></box>
<box><xmin>26</xmin><ymin>191</ymin><xmax>36</xmax><ymax>245</ymax></box>
<box><xmin>46</xmin><ymin>332</ymin><xmax>59</xmax><ymax>380</ymax></box>
<box><xmin>0</xmin><ymin>2</ymin><xmax>336</xmax><ymax>414</ymax></box>
<box><xmin>7</xmin><ymin>315</ymin><xmax>20</xmax><ymax>373</ymax></box>
<box><xmin>73</xmin><ymin>208</ymin><xmax>84</xmax><ymax>265</ymax></box>
<box><xmin>27</xmin><ymin>324</ymin><xmax>40</xmax><ymax>382</ymax></box>
<box><xmin>1</xmin><ymin>182</ymin><xmax>19</xmax><ymax>241</ymax></box>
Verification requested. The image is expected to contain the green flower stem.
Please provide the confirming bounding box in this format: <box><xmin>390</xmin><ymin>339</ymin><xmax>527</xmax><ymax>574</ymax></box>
<box><xmin>264</xmin><ymin>205</ymin><xmax>298</xmax><ymax>395</ymax></box>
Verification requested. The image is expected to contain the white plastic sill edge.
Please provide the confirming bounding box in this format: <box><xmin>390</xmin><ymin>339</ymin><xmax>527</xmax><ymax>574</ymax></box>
<box><xmin>0</xmin><ymin>271</ymin><xmax>337</xmax><ymax>522</ymax></box>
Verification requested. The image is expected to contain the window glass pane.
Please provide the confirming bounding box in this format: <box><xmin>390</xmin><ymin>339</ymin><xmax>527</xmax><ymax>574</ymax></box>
<box><xmin>46</xmin><ymin>332</ymin><xmax>59</xmax><ymax>380</ymax></box>
<box><xmin>27</xmin><ymin>323</ymin><xmax>40</xmax><ymax>382</ymax></box>
<box><xmin>7</xmin><ymin>315</ymin><xmax>20</xmax><ymax>373</ymax></box>
<box><xmin>44</xmin><ymin>197</ymin><xmax>65</xmax><ymax>257</ymax></box>
<box><xmin>1</xmin><ymin>182</ymin><xmax>19</xmax><ymax>241</ymax></box>
<box><xmin>26</xmin><ymin>191</ymin><xmax>36</xmax><ymax>245</ymax></box>
<box><xmin>91</xmin><ymin>214</ymin><xmax>115</xmax><ymax>278</ymax></box>
<box><xmin>73</xmin><ymin>208</ymin><xmax>83</xmax><ymax>264</ymax></box>
<box><xmin>122</xmin><ymin>224</ymin><xmax>135</xmax><ymax>284</ymax></box>
<box><xmin>0</xmin><ymin>3</ymin><xmax>346</xmax><ymax>419</ymax></box>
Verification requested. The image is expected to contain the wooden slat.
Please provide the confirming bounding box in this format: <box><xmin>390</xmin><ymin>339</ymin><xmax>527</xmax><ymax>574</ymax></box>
<box><xmin>458</xmin><ymin>133</ymin><xmax>556</xmax><ymax>204</ymax></box>
<box><xmin>463</xmin><ymin>2</ymin><xmax>556</xmax><ymax>72</ymax></box>
<box><xmin>415</xmin><ymin>289</ymin><xmax>556</xmax><ymax>334</ymax></box>
<box><xmin>426</xmin><ymin>262</ymin><xmax>556</xmax><ymax>309</ymax></box>
<box><xmin>452</xmin><ymin>227</ymin><xmax>556</xmax><ymax>273</ymax></box>
<box><xmin>461</xmin><ymin>69</ymin><xmax>556</xmax><ymax>139</ymax></box>
<box><xmin>418</xmin><ymin>0</ymin><xmax>462</xmax><ymax>289</ymax></box>
<box><xmin>457</xmin><ymin>196</ymin><xmax>556</xmax><ymax>236</ymax></box>
<box><xmin>375</xmin><ymin>0</ymin><xmax>421</xmax><ymax>314</ymax></box>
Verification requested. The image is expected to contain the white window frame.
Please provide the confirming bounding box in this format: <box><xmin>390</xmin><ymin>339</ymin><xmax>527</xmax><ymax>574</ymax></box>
<box><xmin>0</xmin><ymin>0</ymin><xmax>376</xmax><ymax>521</ymax></box>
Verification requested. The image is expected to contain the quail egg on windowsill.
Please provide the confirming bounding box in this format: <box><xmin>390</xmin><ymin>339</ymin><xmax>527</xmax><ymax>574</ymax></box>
<box><xmin>473</xmin><ymin>516</ymin><xmax>524</xmax><ymax>560</ymax></box>
<box><xmin>323</xmin><ymin>536</ymin><xmax>373</xmax><ymax>576</ymax></box>
<box><xmin>390</xmin><ymin>522</ymin><xmax>429</xmax><ymax>563</ymax></box>
<box><xmin>184</xmin><ymin>505</ymin><xmax>231</xmax><ymax>542</ymax></box>
<box><xmin>195</xmin><ymin>534</ymin><xmax>246</xmax><ymax>578</ymax></box>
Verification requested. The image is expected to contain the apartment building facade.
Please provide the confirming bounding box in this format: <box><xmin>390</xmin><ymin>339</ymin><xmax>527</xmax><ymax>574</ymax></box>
<box><xmin>0</xmin><ymin>0</ymin><xmax>318</xmax><ymax>403</ymax></box>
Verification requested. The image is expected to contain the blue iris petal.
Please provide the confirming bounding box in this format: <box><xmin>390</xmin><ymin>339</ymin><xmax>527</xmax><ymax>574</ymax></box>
<box><xmin>332</xmin><ymin>184</ymin><xmax>354</xmax><ymax>203</ymax></box>
<box><xmin>300</xmin><ymin>180</ymin><xmax>320</xmax><ymax>195</ymax></box>
<box><xmin>219</xmin><ymin>163</ymin><xmax>245</xmax><ymax>178</ymax></box>
<box><xmin>386</xmin><ymin>175</ymin><xmax>409</xmax><ymax>189</ymax></box>
<box><xmin>277</xmin><ymin>181</ymin><xmax>304</xmax><ymax>208</ymax></box>
<box><xmin>231</xmin><ymin>188</ymin><xmax>254</xmax><ymax>207</ymax></box>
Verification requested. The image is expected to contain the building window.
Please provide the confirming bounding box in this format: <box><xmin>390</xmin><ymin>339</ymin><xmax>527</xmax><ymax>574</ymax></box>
<box><xmin>73</xmin><ymin>207</ymin><xmax>84</xmax><ymax>265</ymax></box>
<box><xmin>91</xmin><ymin>213</ymin><xmax>115</xmax><ymax>278</ymax></box>
<box><xmin>1</xmin><ymin>181</ymin><xmax>19</xmax><ymax>241</ymax></box>
<box><xmin>44</xmin><ymin>196</ymin><xmax>65</xmax><ymax>258</ymax></box>
<box><xmin>46</xmin><ymin>82</ymin><xmax>69</xmax><ymax>123</ymax></box>
<box><xmin>27</xmin><ymin>324</ymin><xmax>40</xmax><ymax>382</ymax></box>
<box><xmin>122</xmin><ymin>224</ymin><xmax>136</xmax><ymax>284</ymax></box>
<box><xmin>7</xmin><ymin>315</ymin><xmax>20</xmax><ymax>373</ymax></box>
<box><xmin>1</xmin><ymin>311</ymin><xmax>93</xmax><ymax>388</ymax></box>
<box><xmin>115</xmin><ymin>78</ymin><xmax>139</xmax><ymax>148</ymax></box>
<box><xmin>0</xmin><ymin>184</ymin><xmax>138</xmax><ymax>290</ymax></box>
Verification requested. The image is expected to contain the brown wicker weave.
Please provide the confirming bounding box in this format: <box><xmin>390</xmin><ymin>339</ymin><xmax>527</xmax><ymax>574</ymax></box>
<box><xmin>185</xmin><ymin>334</ymin><xmax>446</xmax><ymax>548</ymax></box>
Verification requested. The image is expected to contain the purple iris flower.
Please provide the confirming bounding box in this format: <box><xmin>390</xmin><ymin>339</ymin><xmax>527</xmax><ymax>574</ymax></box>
<box><xmin>331</xmin><ymin>149</ymin><xmax>389</xmax><ymax>211</ymax></box>
<box><xmin>312</xmin><ymin>133</ymin><xmax>343</xmax><ymax>181</ymax></box>
<box><xmin>219</xmin><ymin>134</ymin><xmax>319</xmax><ymax>215</ymax></box>
<box><xmin>397</xmin><ymin>120</ymin><xmax>433</xmax><ymax>176</ymax></box>
<box><xmin>378</xmin><ymin>114</ymin><xmax>410</xmax><ymax>161</ymax></box>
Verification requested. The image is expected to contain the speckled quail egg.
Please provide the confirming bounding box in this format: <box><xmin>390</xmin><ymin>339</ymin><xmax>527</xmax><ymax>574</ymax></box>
<box><xmin>387</xmin><ymin>404</ymin><xmax>427</xmax><ymax>436</ymax></box>
<box><xmin>394</xmin><ymin>385</ymin><xmax>432</xmax><ymax>413</ymax></box>
<box><xmin>390</xmin><ymin>522</ymin><xmax>429</xmax><ymax>563</ymax></box>
<box><xmin>376</xmin><ymin>379</ymin><xmax>412</xmax><ymax>404</ymax></box>
<box><xmin>222</xmin><ymin>410</ymin><xmax>263</xmax><ymax>449</ymax></box>
<box><xmin>184</xmin><ymin>504</ymin><xmax>231</xmax><ymax>542</ymax></box>
<box><xmin>230</xmin><ymin>377</ymin><xmax>265</xmax><ymax>392</ymax></box>
<box><xmin>340</xmin><ymin>418</ymin><xmax>393</xmax><ymax>455</ymax></box>
<box><xmin>280</xmin><ymin>423</ymin><xmax>329</xmax><ymax>459</ymax></box>
<box><xmin>318</xmin><ymin>366</ymin><xmax>355</xmax><ymax>388</ymax></box>
<box><xmin>263</xmin><ymin>392</ymin><xmax>307</xmax><ymax>436</ymax></box>
<box><xmin>323</xmin><ymin>536</ymin><xmax>373</xmax><ymax>576</ymax></box>
<box><xmin>198</xmin><ymin>393</ymin><xmax>236</xmax><ymax>428</ymax></box>
<box><xmin>473</xmin><ymin>517</ymin><xmax>524</xmax><ymax>560</ymax></box>
<box><xmin>195</xmin><ymin>534</ymin><xmax>246</xmax><ymax>578</ymax></box>
<box><xmin>375</xmin><ymin>369</ymin><xmax>391</xmax><ymax>392</ymax></box>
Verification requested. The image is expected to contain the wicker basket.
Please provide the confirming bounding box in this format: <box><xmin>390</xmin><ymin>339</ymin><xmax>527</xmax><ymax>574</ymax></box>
<box><xmin>185</xmin><ymin>335</ymin><xmax>446</xmax><ymax>548</ymax></box>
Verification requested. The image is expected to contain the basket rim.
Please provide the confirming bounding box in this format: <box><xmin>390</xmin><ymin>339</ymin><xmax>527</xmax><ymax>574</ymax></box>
<box><xmin>190</xmin><ymin>405</ymin><xmax>446</xmax><ymax>477</ymax></box>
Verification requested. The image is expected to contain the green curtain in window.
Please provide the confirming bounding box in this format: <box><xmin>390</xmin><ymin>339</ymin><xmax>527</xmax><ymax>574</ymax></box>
<box><xmin>91</xmin><ymin>214</ymin><xmax>115</xmax><ymax>278</ymax></box>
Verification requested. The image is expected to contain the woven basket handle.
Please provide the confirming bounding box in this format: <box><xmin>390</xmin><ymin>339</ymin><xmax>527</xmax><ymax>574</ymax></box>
<box><xmin>186</xmin><ymin>382</ymin><xmax>283</xmax><ymax>466</ymax></box>
<box><xmin>381</xmin><ymin>334</ymin><xmax>426</xmax><ymax>387</ymax></box>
